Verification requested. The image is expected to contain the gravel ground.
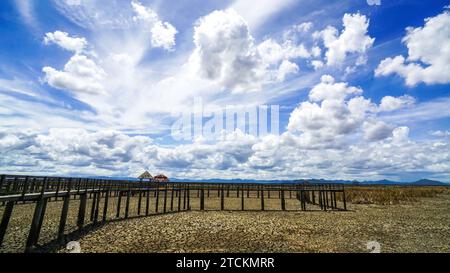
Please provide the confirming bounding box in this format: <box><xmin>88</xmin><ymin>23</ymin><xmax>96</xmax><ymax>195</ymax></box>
<box><xmin>61</xmin><ymin>194</ymin><xmax>450</xmax><ymax>253</ymax></box>
<box><xmin>1</xmin><ymin>193</ymin><xmax>449</xmax><ymax>253</ymax></box>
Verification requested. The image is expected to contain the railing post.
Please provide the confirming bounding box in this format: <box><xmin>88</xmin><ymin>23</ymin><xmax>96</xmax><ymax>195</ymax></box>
<box><xmin>116</xmin><ymin>191</ymin><xmax>122</xmax><ymax>218</ymax></box>
<box><xmin>260</xmin><ymin>189</ymin><xmax>265</xmax><ymax>211</ymax></box>
<box><xmin>163</xmin><ymin>183</ymin><xmax>168</xmax><ymax>213</ymax></box>
<box><xmin>343</xmin><ymin>187</ymin><xmax>347</xmax><ymax>211</ymax></box>
<box><xmin>281</xmin><ymin>190</ymin><xmax>286</xmax><ymax>211</ymax></box>
<box><xmin>187</xmin><ymin>188</ymin><xmax>190</xmax><ymax>210</ymax></box>
<box><xmin>103</xmin><ymin>184</ymin><xmax>110</xmax><ymax>222</ymax></box>
<box><xmin>90</xmin><ymin>190</ymin><xmax>98</xmax><ymax>221</ymax></box>
<box><xmin>138</xmin><ymin>179</ymin><xmax>143</xmax><ymax>215</ymax></box>
<box><xmin>241</xmin><ymin>187</ymin><xmax>244</xmax><ymax>211</ymax></box>
<box><xmin>170</xmin><ymin>185</ymin><xmax>174</xmax><ymax>211</ymax></box>
<box><xmin>220</xmin><ymin>186</ymin><xmax>224</xmax><ymax>211</ymax></box>
<box><xmin>0</xmin><ymin>201</ymin><xmax>14</xmax><ymax>247</ymax></box>
<box><xmin>55</xmin><ymin>178</ymin><xmax>61</xmax><ymax>201</ymax></box>
<box><xmin>25</xmin><ymin>197</ymin><xmax>48</xmax><ymax>252</ymax></box>
<box><xmin>200</xmin><ymin>188</ymin><xmax>205</xmax><ymax>211</ymax></box>
<box><xmin>57</xmin><ymin>178</ymin><xmax>72</xmax><ymax>243</ymax></box>
<box><xmin>145</xmin><ymin>188</ymin><xmax>151</xmax><ymax>216</ymax></box>
<box><xmin>0</xmin><ymin>174</ymin><xmax>5</xmax><ymax>195</ymax></box>
<box><xmin>318</xmin><ymin>189</ymin><xmax>323</xmax><ymax>210</ymax></box>
<box><xmin>77</xmin><ymin>193</ymin><xmax>87</xmax><ymax>228</ymax></box>
<box><xmin>125</xmin><ymin>183</ymin><xmax>132</xmax><ymax>219</ymax></box>
<box><xmin>155</xmin><ymin>184</ymin><xmax>160</xmax><ymax>213</ymax></box>
<box><xmin>183</xmin><ymin>187</ymin><xmax>186</xmax><ymax>210</ymax></box>
<box><xmin>20</xmin><ymin>177</ymin><xmax>29</xmax><ymax>203</ymax></box>
<box><xmin>178</xmin><ymin>189</ymin><xmax>181</xmax><ymax>212</ymax></box>
<box><xmin>94</xmin><ymin>190</ymin><xmax>101</xmax><ymax>223</ymax></box>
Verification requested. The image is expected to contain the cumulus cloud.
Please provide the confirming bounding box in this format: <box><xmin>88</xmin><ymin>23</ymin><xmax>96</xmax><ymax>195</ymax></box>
<box><xmin>363</xmin><ymin>120</ymin><xmax>394</xmax><ymax>141</ymax></box>
<box><xmin>42</xmin><ymin>54</ymin><xmax>107</xmax><ymax>95</ymax></box>
<box><xmin>308</xmin><ymin>74</ymin><xmax>363</xmax><ymax>101</ymax></box>
<box><xmin>44</xmin><ymin>31</ymin><xmax>88</xmax><ymax>53</ymax></box>
<box><xmin>131</xmin><ymin>0</ymin><xmax>178</xmax><ymax>51</ymax></box>
<box><xmin>258</xmin><ymin>39</ymin><xmax>312</xmax><ymax>64</ymax></box>
<box><xmin>379</xmin><ymin>95</ymin><xmax>415</xmax><ymax>112</ymax></box>
<box><xmin>311</xmin><ymin>60</ymin><xmax>324</xmax><ymax>70</ymax></box>
<box><xmin>375</xmin><ymin>11</ymin><xmax>450</xmax><ymax>86</ymax></box>
<box><xmin>314</xmin><ymin>13</ymin><xmax>374</xmax><ymax>66</ymax></box>
<box><xmin>276</xmin><ymin>60</ymin><xmax>299</xmax><ymax>82</ymax></box>
<box><xmin>294</xmin><ymin>22</ymin><xmax>314</xmax><ymax>32</ymax></box>
<box><xmin>0</xmin><ymin>134</ymin><xmax>23</xmax><ymax>150</ymax></box>
<box><xmin>2</xmin><ymin>125</ymin><xmax>450</xmax><ymax>181</ymax></box>
<box><xmin>287</xmin><ymin>75</ymin><xmax>382</xmax><ymax>148</ymax></box>
<box><xmin>4</xmin><ymin>1</ymin><xmax>450</xmax><ymax>182</ymax></box>
<box><xmin>189</xmin><ymin>9</ymin><xmax>263</xmax><ymax>92</ymax></box>
<box><xmin>189</xmin><ymin>9</ymin><xmax>320</xmax><ymax>92</ymax></box>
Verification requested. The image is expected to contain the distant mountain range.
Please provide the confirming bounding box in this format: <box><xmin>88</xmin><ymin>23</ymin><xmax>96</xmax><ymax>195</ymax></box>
<box><xmin>90</xmin><ymin>176</ymin><xmax>449</xmax><ymax>186</ymax></box>
<box><xmin>170</xmin><ymin>178</ymin><xmax>449</xmax><ymax>186</ymax></box>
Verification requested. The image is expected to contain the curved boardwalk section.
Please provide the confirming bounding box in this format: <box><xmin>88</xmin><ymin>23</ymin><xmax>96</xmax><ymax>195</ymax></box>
<box><xmin>0</xmin><ymin>174</ymin><xmax>346</xmax><ymax>253</ymax></box>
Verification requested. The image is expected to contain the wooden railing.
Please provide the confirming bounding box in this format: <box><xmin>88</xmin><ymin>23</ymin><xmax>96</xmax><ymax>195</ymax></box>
<box><xmin>0</xmin><ymin>174</ymin><xmax>346</xmax><ymax>253</ymax></box>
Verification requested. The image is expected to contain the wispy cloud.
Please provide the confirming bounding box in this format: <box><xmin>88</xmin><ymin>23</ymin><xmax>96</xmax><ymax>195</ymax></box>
<box><xmin>230</xmin><ymin>0</ymin><xmax>298</xmax><ymax>30</ymax></box>
<box><xmin>14</xmin><ymin>0</ymin><xmax>38</xmax><ymax>29</ymax></box>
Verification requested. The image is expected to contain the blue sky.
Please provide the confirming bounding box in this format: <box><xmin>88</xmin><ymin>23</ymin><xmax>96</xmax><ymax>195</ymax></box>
<box><xmin>1</xmin><ymin>0</ymin><xmax>450</xmax><ymax>181</ymax></box>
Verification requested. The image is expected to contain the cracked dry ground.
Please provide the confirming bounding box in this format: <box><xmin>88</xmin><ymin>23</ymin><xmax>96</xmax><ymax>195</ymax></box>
<box><xmin>57</xmin><ymin>194</ymin><xmax>450</xmax><ymax>253</ymax></box>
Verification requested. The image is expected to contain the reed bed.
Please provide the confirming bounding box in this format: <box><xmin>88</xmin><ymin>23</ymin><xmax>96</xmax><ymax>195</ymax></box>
<box><xmin>342</xmin><ymin>186</ymin><xmax>450</xmax><ymax>205</ymax></box>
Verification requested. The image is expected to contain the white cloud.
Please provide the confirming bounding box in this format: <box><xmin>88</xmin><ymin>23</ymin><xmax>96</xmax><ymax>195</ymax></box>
<box><xmin>276</xmin><ymin>60</ymin><xmax>299</xmax><ymax>82</ymax></box>
<box><xmin>0</xmin><ymin>134</ymin><xmax>23</xmax><ymax>150</ymax></box>
<box><xmin>150</xmin><ymin>21</ymin><xmax>178</xmax><ymax>51</ymax></box>
<box><xmin>189</xmin><ymin>9</ymin><xmax>321</xmax><ymax>92</ymax></box>
<box><xmin>258</xmin><ymin>39</ymin><xmax>313</xmax><ymax>64</ymax></box>
<box><xmin>432</xmin><ymin>130</ymin><xmax>450</xmax><ymax>138</ymax></box>
<box><xmin>2</xmin><ymin>124</ymin><xmax>450</xmax><ymax>181</ymax></box>
<box><xmin>52</xmin><ymin>0</ymin><xmax>134</xmax><ymax>29</ymax></box>
<box><xmin>295</xmin><ymin>22</ymin><xmax>314</xmax><ymax>32</ymax></box>
<box><xmin>131</xmin><ymin>0</ymin><xmax>178</xmax><ymax>51</ymax></box>
<box><xmin>14</xmin><ymin>0</ymin><xmax>37</xmax><ymax>27</ymax></box>
<box><xmin>379</xmin><ymin>95</ymin><xmax>415</xmax><ymax>112</ymax></box>
<box><xmin>43</xmin><ymin>54</ymin><xmax>107</xmax><ymax>95</ymax></box>
<box><xmin>311</xmin><ymin>60</ymin><xmax>324</xmax><ymax>70</ymax></box>
<box><xmin>375</xmin><ymin>11</ymin><xmax>450</xmax><ymax>86</ymax></box>
<box><xmin>52</xmin><ymin>1</ymin><xmax>177</xmax><ymax>51</ymax></box>
<box><xmin>363</xmin><ymin>120</ymin><xmax>394</xmax><ymax>141</ymax></box>
<box><xmin>131</xmin><ymin>0</ymin><xmax>158</xmax><ymax>22</ymax></box>
<box><xmin>315</xmin><ymin>13</ymin><xmax>374</xmax><ymax>66</ymax></box>
<box><xmin>44</xmin><ymin>31</ymin><xmax>88</xmax><ymax>53</ymax></box>
<box><xmin>367</xmin><ymin>0</ymin><xmax>381</xmax><ymax>6</ymax></box>
<box><xmin>189</xmin><ymin>9</ymin><xmax>263</xmax><ymax>92</ymax></box>
<box><xmin>287</xmin><ymin>75</ymin><xmax>382</xmax><ymax>148</ymax></box>
<box><xmin>230</xmin><ymin>0</ymin><xmax>297</xmax><ymax>30</ymax></box>
<box><xmin>308</xmin><ymin>74</ymin><xmax>362</xmax><ymax>101</ymax></box>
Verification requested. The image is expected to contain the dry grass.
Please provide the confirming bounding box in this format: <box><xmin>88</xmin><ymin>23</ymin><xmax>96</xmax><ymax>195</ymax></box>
<box><xmin>342</xmin><ymin>186</ymin><xmax>450</xmax><ymax>205</ymax></box>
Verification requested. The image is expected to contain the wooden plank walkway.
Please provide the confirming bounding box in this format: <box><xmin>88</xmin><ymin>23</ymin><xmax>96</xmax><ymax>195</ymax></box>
<box><xmin>0</xmin><ymin>174</ymin><xmax>347</xmax><ymax>252</ymax></box>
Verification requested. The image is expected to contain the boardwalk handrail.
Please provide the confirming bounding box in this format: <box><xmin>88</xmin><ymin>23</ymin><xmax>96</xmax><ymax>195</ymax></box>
<box><xmin>0</xmin><ymin>174</ymin><xmax>346</xmax><ymax>253</ymax></box>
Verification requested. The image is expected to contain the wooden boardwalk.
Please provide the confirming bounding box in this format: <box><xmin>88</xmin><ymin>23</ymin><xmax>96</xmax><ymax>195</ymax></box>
<box><xmin>0</xmin><ymin>174</ymin><xmax>347</xmax><ymax>252</ymax></box>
